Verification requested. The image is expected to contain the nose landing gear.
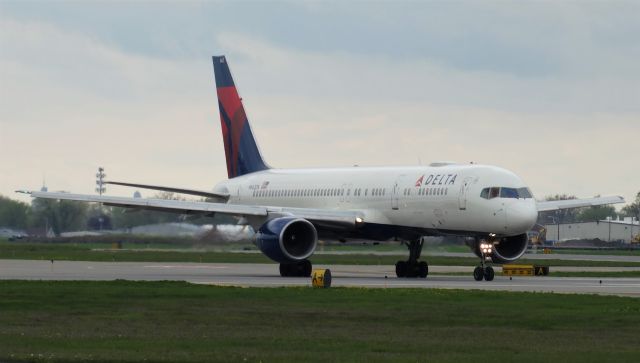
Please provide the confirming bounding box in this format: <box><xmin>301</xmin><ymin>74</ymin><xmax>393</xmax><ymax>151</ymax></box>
<box><xmin>474</xmin><ymin>241</ymin><xmax>495</xmax><ymax>281</ymax></box>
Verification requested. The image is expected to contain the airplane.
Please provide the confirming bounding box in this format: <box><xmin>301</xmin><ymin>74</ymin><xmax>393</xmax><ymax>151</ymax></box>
<box><xmin>18</xmin><ymin>55</ymin><xmax>625</xmax><ymax>281</ymax></box>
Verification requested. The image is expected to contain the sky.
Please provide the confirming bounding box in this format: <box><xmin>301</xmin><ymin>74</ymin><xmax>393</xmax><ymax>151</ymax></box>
<box><xmin>1</xmin><ymin>0</ymin><xmax>639</xmax><ymax>208</ymax></box>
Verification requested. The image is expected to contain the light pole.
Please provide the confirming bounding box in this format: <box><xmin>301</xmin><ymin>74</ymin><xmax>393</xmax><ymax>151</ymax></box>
<box><xmin>95</xmin><ymin>167</ymin><xmax>106</xmax><ymax>230</ymax></box>
<box><xmin>95</xmin><ymin>167</ymin><xmax>106</xmax><ymax>196</ymax></box>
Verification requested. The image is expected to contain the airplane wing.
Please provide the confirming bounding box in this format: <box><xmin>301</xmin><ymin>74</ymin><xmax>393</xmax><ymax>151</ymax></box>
<box><xmin>536</xmin><ymin>195</ymin><xmax>625</xmax><ymax>212</ymax></box>
<box><xmin>20</xmin><ymin>191</ymin><xmax>363</xmax><ymax>228</ymax></box>
<box><xmin>105</xmin><ymin>181</ymin><xmax>229</xmax><ymax>201</ymax></box>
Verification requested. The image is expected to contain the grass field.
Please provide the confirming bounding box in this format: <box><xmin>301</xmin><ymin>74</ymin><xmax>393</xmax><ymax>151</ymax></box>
<box><xmin>1</xmin><ymin>280</ymin><xmax>639</xmax><ymax>363</ymax></box>
<box><xmin>2</xmin><ymin>240</ymin><xmax>640</xmax><ymax>268</ymax></box>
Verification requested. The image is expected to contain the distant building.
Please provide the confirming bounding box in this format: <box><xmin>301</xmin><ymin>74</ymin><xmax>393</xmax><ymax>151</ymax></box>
<box><xmin>543</xmin><ymin>217</ymin><xmax>639</xmax><ymax>243</ymax></box>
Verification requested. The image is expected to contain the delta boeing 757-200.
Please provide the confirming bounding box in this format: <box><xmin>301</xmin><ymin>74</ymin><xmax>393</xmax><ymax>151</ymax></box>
<box><xmin>19</xmin><ymin>56</ymin><xmax>625</xmax><ymax>281</ymax></box>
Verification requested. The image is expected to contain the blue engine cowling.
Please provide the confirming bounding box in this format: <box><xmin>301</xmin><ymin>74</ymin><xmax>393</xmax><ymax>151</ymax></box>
<box><xmin>255</xmin><ymin>217</ymin><xmax>318</xmax><ymax>263</ymax></box>
<box><xmin>468</xmin><ymin>233</ymin><xmax>528</xmax><ymax>264</ymax></box>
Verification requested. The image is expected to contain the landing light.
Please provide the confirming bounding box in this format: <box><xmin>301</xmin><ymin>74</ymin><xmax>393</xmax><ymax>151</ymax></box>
<box><xmin>480</xmin><ymin>243</ymin><xmax>493</xmax><ymax>255</ymax></box>
<box><xmin>355</xmin><ymin>217</ymin><xmax>364</xmax><ymax>224</ymax></box>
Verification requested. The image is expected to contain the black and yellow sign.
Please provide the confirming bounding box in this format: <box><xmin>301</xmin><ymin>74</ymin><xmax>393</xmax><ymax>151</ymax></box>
<box><xmin>502</xmin><ymin>264</ymin><xmax>550</xmax><ymax>276</ymax></box>
<box><xmin>311</xmin><ymin>269</ymin><xmax>332</xmax><ymax>288</ymax></box>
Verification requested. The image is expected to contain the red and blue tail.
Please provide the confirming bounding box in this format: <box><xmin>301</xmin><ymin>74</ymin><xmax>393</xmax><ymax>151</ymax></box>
<box><xmin>212</xmin><ymin>56</ymin><xmax>269</xmax><ymax>179</ymax></box>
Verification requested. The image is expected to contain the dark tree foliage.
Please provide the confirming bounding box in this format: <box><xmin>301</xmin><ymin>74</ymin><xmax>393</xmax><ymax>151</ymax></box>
<box><xmin>620</xmin><ymin>192</ymin><xmax>640</xmax><ymax>221</ymax></box>
<box><xmin>30</xmin><ymin>198</ymin><xmax>88</xmax><ymax>236</ymax></box>
<box><xmin>537</xmin><ymin>194</ymin><xmax>579</xmax><ymax>224</ymax></box>
<box><xmin>0</xmin><ymin>195</ymin><xmax>30</xmax><ymax>229</ymax></box>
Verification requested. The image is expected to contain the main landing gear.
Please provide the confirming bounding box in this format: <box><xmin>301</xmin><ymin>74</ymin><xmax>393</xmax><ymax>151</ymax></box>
<box><xmin>395</xmin><ymin>238</ymin><xmax>429</xmax><ymax>278</ymax></box>
<box><xmin>280</xmin><ymin>260</ymin><xmax>312</xmax><ymax>277</ymax></box>
<box><xmin>474</xmin><ymin>241</ymin><xmax>495</xmax><ymax>281</ymax></box>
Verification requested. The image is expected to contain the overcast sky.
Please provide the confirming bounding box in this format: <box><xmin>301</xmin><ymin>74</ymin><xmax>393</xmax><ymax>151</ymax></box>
<box><xmin>1</xmin><ymin>1</ymin><xmax>638</xmax><ymax>207</ymax></box>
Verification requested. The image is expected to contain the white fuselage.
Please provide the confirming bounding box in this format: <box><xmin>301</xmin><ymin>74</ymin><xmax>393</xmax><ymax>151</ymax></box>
<box><xmin>214</xmin><ymin>163</ymin><xmax>538</xmax><ymax>239</ymax></box>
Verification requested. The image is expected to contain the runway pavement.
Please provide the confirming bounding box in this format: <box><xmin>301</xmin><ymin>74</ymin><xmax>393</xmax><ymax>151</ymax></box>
<box><xmin>2</xmin><ymin>259</ymin><xmax>639</xmax><ymax>297</ymax></box>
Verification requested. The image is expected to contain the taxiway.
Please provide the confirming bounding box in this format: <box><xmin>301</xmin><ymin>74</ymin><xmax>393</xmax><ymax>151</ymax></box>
<box><xmin>1</xmin><ymin>259</ymin><xmax>638</xmax><ymax>297</ymax></box>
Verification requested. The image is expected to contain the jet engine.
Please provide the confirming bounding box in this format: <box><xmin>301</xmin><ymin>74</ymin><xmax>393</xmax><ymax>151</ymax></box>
<box><xmin>469</xmin><ymin>233</ymin><xmax>528</xmax><ymax>264</ymax></box>
<box><xmin>255</xmin><ymin>217</ymin><xmax>318</xmax><ymax>263</ymax></box>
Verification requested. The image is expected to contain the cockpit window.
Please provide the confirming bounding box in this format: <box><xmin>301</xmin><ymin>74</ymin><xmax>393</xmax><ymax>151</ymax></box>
<box><xmin>480</xmin><ymin>186</ymin><xmax>533</xmax><ymax>199</ymax></box>
<box><xmin>500</xmin><ymin>187</ymin><xmax>518</xmax><ymax>198</ymax></box>
<box><xmin>517</xmin><ymin>187</ymin><xmax>533</xmax><ymax>198</ymax></box>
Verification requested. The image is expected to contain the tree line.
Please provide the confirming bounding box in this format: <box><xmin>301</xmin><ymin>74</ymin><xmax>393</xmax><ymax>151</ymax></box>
<box><xmin>0</xmin><ymin>193</ymin><xmax>232</xmax><ymax>236</ymax></box>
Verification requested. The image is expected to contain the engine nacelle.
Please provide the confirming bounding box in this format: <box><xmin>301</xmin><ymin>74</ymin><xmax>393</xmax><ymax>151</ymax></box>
<box><xmin>255</xmin><ymin>217</ymin><xmax>318</xmax><ymax>263</ymax></box>
<box><xmin>469</xmin><ymin>233</ymin><xmax>528</xmax><ymax>264</ymax></box>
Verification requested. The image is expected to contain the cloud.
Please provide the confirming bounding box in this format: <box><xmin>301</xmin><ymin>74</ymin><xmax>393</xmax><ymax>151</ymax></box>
<box><xmin>1</xmin><ymin>9</ymin><xmax>638</xmax><ymax>208</ymax></box>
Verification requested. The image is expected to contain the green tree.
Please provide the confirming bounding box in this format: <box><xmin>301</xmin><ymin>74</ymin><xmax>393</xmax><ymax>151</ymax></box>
<box><xmin>109</xmin><ymin>192</ymin><xmax>187</xmax><ymax>229</ymax></box>
<box><xmin>576</xmin><ymin>205</ymin><xmax>617</xmax><ymax>222</ymax></box>
<box><xmin>0</xmin><ymin>195</ymin><xmax>30</xmax><ymax>229</ymax></box>
<box><xmin>29</xmin><ymin>198</ymin><xmax>88</xmax><ymax>236</ymax></box>
<box><xmin>620</xmin><ymin>191</ymin><xmax>640</xmax><ymax>221</ymax></box>
<box><xmin>538</xmin><ymin>194</ymin><xmax>579</xmax><ymax>224</ymax></box>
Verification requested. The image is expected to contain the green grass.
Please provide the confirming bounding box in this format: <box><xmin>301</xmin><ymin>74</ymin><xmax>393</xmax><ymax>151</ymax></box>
<box><xmin>0</xmin><ymin>280</ymin><xmax>638</xmax><ymax>363</ymax></box>
<box><xmin>2</xmin><ymin>241</ymin><xmax>640</xmax><ymax>267</ymax></box>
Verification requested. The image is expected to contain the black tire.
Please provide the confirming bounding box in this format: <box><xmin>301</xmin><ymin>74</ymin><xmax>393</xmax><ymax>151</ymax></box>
<box><xmin>301</xmin><ymin>260</ymin><xmax>312</xmax><ymax>277</ymax></box>
<box><xmin>279</xmin><ymin>263</ymin><xmax>290</xmax><ymax>277</ymax></box>
<box><xmin>418</xmin><ymin>261</ymin><xmax>429</xmax><ymax>278</ymax></box>
<box><xmin>473</xmin><ymin>266</ymin><xmax>484</xmax><ymax>281</ymax></box>
<box><xmin>395</xmin><ymin>261</ymin><xmax>407</xmax><ymax>278</ymax></box>
<box><xmin>484</xmin><ymin>266</ymin><xmax>495</xmax><ymax>281</ymax></box>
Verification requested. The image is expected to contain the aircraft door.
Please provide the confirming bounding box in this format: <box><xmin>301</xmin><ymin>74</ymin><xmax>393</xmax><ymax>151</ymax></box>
<box><xmin>458</xmin><ymin>177</ymin><xmax>472</xmax><ymax>210</ymax></box>
<box><xmin>391</xmin><ymin>175</ymin><xmax>406</xmax><ymax>210</ymax></box>
<box><xmin>341</xmin><ymin>183</ymin><xmax>352</xmax><ymax>205</ymax></box>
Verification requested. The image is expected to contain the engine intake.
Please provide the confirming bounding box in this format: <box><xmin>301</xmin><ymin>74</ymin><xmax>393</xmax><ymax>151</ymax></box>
<box><xmin>255</xmin><ymin>217</ymin><xmax>318</xmax><ymax>263</ymax></box>
<box><xmin>469</xmin><ymin>233</ymin><xmax>528</xmax><ymax>264</ymax></box>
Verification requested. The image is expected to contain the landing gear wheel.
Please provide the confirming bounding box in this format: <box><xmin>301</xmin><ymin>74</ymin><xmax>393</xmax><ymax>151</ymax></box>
<box><xmin>473</xmin><ymin>266</ymin><xmax>484</xmax><ymax>281</ymax></box>
<box><xmin>279</xmin><ymin>260</ymin><xmax>313</xmax><ymax>277</ymax></box>
<box><xmin>300</xmin><ymin>260</ymin><xmax>312</xmax><ymax>277</ymax></box>
<box><xmin>396</xmin><ymin>238</ymin><xmax>429</xmax><ymax>279</ymax></box>
<box><xmin>484</xmin><ymin>266</ymin><xmax>495</xmax><ymax>281</ymax></box>
<box><xmin>395</xmin><ymin>261</ymin><xmax>407</xmax><ymax>278</ymax></box>
<box><xmin>418</xmin><ymin>261</ymin><xmax>429</xmax><ymax>278</ymax></box>
<box><xmin>279</xmin><ymin>263</ymin><xmax>290</xmax><ymax>277</ymax></box>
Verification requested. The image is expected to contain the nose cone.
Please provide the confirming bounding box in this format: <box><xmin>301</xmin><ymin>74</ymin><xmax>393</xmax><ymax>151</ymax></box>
<box><xmin>507</xmin><ymin>201</ymin><xmax>538</xmax><ymax>234</ymax></box>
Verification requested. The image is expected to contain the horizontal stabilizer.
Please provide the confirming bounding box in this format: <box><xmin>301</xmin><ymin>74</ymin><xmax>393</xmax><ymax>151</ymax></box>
<box><xmin>105</xmin><ymin>181</ymin><xmax>228</xmax><ymax>201</ymax></box>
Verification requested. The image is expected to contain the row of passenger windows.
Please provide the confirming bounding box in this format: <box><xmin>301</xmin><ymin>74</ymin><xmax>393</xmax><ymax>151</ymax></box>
<box><xmin>252</xmin><ymin>187</ymin><xmax>387</xmax><ymax>198</ymax></box>
<box><xmin>480</xmin><ymin>187</ymin><xmax>533</xmax><ymax>199</ymax></box>
<box><xmin>404</xmin><ymin>187</ymin><xmax>448</xmax><ymax>196</ymax></box>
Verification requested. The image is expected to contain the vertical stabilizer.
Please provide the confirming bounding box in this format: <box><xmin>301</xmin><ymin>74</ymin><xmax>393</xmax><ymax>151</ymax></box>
<box><xmin>212</xmin><ymin>56</ymin><xmax>269</xmax><ymax>179</ymax></box>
